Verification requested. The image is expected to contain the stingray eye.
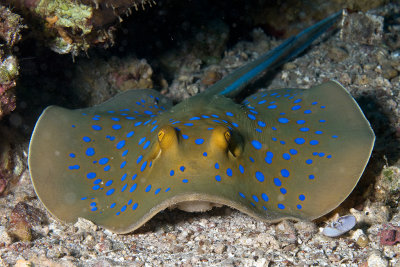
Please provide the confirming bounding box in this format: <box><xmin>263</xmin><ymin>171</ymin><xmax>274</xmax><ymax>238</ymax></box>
<box><xmin>157</xmin><ymin>126</ymin><xmax>178</xmax><ymax>150</ymax></box>
<box><xmin>224</xmin><ymin>131</ymin><xmax>231</xmax><ymax>142</ymax></box>
<box><xmin>158</xmin><ymin>130</ymin><xmax>165</xmax><ymax>142</ymax></box>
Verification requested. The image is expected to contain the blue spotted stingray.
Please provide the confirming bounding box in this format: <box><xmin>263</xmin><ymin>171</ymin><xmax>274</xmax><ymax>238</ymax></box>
<box><xmin>28</xmin><ymin>11</ymin><xmax>375</xmax><ymax>233</ymax></box>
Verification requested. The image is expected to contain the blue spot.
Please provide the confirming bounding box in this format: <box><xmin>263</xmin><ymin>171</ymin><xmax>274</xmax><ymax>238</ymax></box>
<box><xmin>91</xmin><ymin>207</ymin><xmax>98</xmax><ymax>211</ymax></box>
<box><xmin>258</xmin><ymin>100</ymin><xmax>266</xmax><ymax>104</ymax></box>
<box><xmin>151</xmin><ymin>125</ymin><xmax>158</xmax><ymax>132</ymax></box>
<box><xmin>143</xmin><ymin>140</ymin><xmax>151</xmax><ymax>149</ymax></box>
<box><xmin>319</xmin><ymin>119</ymin><xmax>326</xmax><ymax>123</ymax></box>
<box><xmin>321</xmin><ymin>105</ymin><xmax>326</xmax><ymax>109</ymax></box>
<box><xmin>214</xmin><ymin>163</ymin><xmax>219</xmax><ymax>169</ymax></box>
<box><xmin>165</xmin><ymin>188</ymin><xmax>171</xmax><ymax>192</ymax></box>
<box><xmin>232</xmin><ymin>122</ymin><xmax>239</xmax><ymax>127</ymax></box>
<box><xmin>249</xmin><ymin>156</ymin><xmax>255</xmax><ymax>162</ymax></box>
<box><xmin>145</xmin><ymin>185</ymin><xmax>151</xmax><ymax>192</ymax></box>
<box><xmin>278</xmin><ymin>118</ymin><xmax>289</xmax><ymax>123</ymax></box>
<box><xmin>182</xmin><ymin>134</ymin><xmax>189</xmax><ymax>139</ymax></box>
<box><xmin>112</xmin><ymin>124</ymin><xmax>122</xmax><ymax>130</ymax></box>
<box><xmin>140</xmin><ymin>161</ymin><xmax>147</xmax><ymax>172</ymax></box>
<box><xmin>129</xmin><ymin>184</ymin><xmax>137</xmax><ymax>192</ymax></box>
<box><xmin>110</xmin><ymin>203</ymin><xmax>116</xmax><ymax>208</ymax></box>
<box><xmin>239</xmin><ymin>192</ymin><xmax>245</xmax><ymax>198</ymax></box>
<box><xmin>121</xmin><ymin>173</ymin><xmax>127</xmax><ymax>181</ymax></box>
<box><xmin>207</xmin><ymin>127</ymin><xmax>214</xmax><ymax>130</ymax></box>
<box><xmin>312</xmin><ymin>101</ymin><xmax>318</xmax><ymax>105</ymax></box>
<box><xmin>121</xmin><ymin>184</ymin><xmax>128</xmax><ymax>192</ymax></box>
<box><xmin>258</xmin><ymin>121</ymin><xmax>266</xmax><ymax>127</ymax></box>
<box><xmin>202</xmin><ymin>115</ymin><xmax>210</xmax><ymax>118</ymax></box>
<box><xmin>81</xmin><ymin>197</ymin><xmax>87</xmax><ymax>200</ymax></box>
<box><xmin>299</xmin><ymin>194</ymin><xmax>305</xmax><ymax>201</ymax></box>
<box><xmin>134</xmin><ymin>122</ymin><xmax>142</xmax><ymax>126</ymax></box>
<box><xmin>195</xmin><ymin>139</ymin><xmax>204</xmax><ymax>145</ymax></box>
<box><xmin>138</xmin><ymin>137</ymin><xmax>146</xmax><ymax>145</ymax></box>
<box><xmin>120</xmin><ymin>161</ymin><xmax>127</xmax><ymax>168</ymax></box>
<box><xmin>306</xmin><ymin>159</ymin><xmax>313</xmax><ymax>164</ymax></box>
<box><xmin>226</xmin><ymin>112</ymin><xmax>234</xmax><ymax>116</ymax></box>
<box><xmin>121</xmin><ymin>205</ymin><xmax>127</xmax><ymax>212</ymax></box>
<box><xmin>272</xmin><ymin>127</ymin><xmax>277</xmax><ymax>131</ymax></box>
<box><xmin>294</xmin><ymin>99</ymin><xmax>302</xmax><ymax>103</ymax></box>
<box><xmin>274</xmin><ymin>178</ymin><xmax>282</xmax><ymax>186</ymax></box>
<box><xmin>265</xmin><ymin>151</ymin><xmax>273</xmax><ymax>164</ymax></box>
<box><xmin>190</xmin><ymin>117</ymin><xmax>201</xmax><ymax>120</ymax></box>
<box><xmin>312</xmin><ymin>152</ymin><xmax>318</xmax><ymax>156</ymax></box>
<box><xmin>69</xmin><ymin>153</ymin><xmax>76</xmax><ymax>158</ymax></box>
<box><xmin>105</xmin><ymin>180</ymin><xmax>113</xmax><ymax>186</ymax></box>
<box><xmin>136</xmin><ymin>155</ymin><xmax>143</xmax><ymax>164</ymax></box>
<box><xmin>304</xmin><ymin>110</ymin><xmax>312</xmax><ymax>114</ymax></box>
<box><xmin>252</xmin><ymin>195</ymin><xmax>259</xmax><ymax>202</ymax></box>
<box><xmin>116</xmin><ymin>140</ymin><xmax>125</xmax><ymax>149</ymax></box>
<box><xmin>132</xmin><ymin>203</ymin><xmax>138</xmax><ymax>210</ymax></box>
<box><xmin>122</xmin><ymin>150</ymin><xmax>129</xmax><ymax>157</ymax></box>
<box><xmin>310</xmin><ymin>140</ymin><xmax>319</xmax><ymax>145</ymax></box>
<box><xmin>332</xmin><ymin>135</ymin><xmax>338</xmax><ymax>138</ymax></box>
<box><xmin>144</xmin><ymin>110</ymin><xmax>153</xmax><ymax>115</ymax></box>
<box><xmin>280</xmin><ymin>188</ymin><xmax>287</xmax><ymax>194</ymax></box>
<box><xmin>155</xmin><ymin>188</ymin><xmax>161</xmax><ymax>195</ymax></box>
<box><xmin>127</xmin><ymin>199</ymin><xmax>132</xmax><ymax>205</ymax></box>
<box><xmin>104</xmin><ymin>165</ymin><xmax>111</xmax><ymax>171</ymax></box>
<box><xmin>255</xmin><ymin>171</ymin><xmax>264</xmax><ymax>182</ymax></box>
<box><xmin>93</xmin><ymin>179</ymin><xmax>102</xmax><ymax>185</ymax></box>
<box><xmin>132</xmin><ymin>174</ymin><xmax>137</xmax><ymax>180</ymax></box>
<box><xmin>251</xmin><ymin>140</ymin><xmax>262</xmax><ymax>150</ymax></box>
<box><xmin>296</xmin><ymin>120</ymin><xmax>305</xmax><ymax>124</ymax></box>
<box><xmin>280</xmin><ymin>140</ymin><xmax>286</xmax><ymax>145</ymax></box>
<box><xmin>92</xmin><ymin>185</ymin><xmax>100</xmax><ymax>190</ymax></box>
<box><xmin>126</xmin><ymin>117</ymin><xmax>135</xmax><ymax>120</ymax></box>
<box><xmin>83</xmin><ymin>137</ymin><xmax>91</xmax><ymax>142</ymax></box>
<box><xmin>215</xmin><ymin>175</ymin><xmax>221</xmax><ymax>182</ymax></box>
<box><xmin>203</xmin><ymin>152</ymin><xmax>207</xmax><ymax>157</ymax></box>
<box><xmin>239</xmin><ymin>165</ymin><xmax>244</xmax><ymax>174</ymax></box>
<box><xmin>184</xmin><ymin>123</ymin><xmax>194</xmax><ymax>126</ymax></box>
<box><xmin>281</xmin><ymin>169</ymin><xmax>290</xmax><ymax>177</ymax></box>
<box><xmin>291</xmin><ymin>105</ymin><xmax>301</xmax><ymax>110</ymax></box>
<box><xmin>92</xmin><ymin>125</ymin><xmax>102</xmax><ymax>131</ymax></box>
<box><xmin>111</xmin><ymin>117</ymin><xmax>120</xmax><ymax>121</ymax></box>
<box><xmin>106</xmin><ymin>189</ymin><xmax>115</xmax><ymax>196</ymax></box>
<box><xmin>289</xmin><ymin>149</ymin><xmax>297</xmax><ymax>155</ymax></box>
<box><xmin>68</xmin><ymin>165</ymin><xmax>80</xmax><ymax>170</ymax></box>
<box><xmin>72</xmin><ymin>125</ymin><xmax>76</xmax><ymax>128</ymax></box>
<box><xmin>247</xmin><ymin>114</ymin><xmax>256</xmax><ymax>120</ymax></box>
<box><xmin>318</xmin><ymin>152</ymin><xmax>325</xmax><ymax>157</ymax></box>
<box><xmin>297</xmin><ymin>204</ymin><xmax>302</xmax><ymax>209</ymax></box>
<box><xmin>170</xmin><ymin>170</ymin><xmax>174</xmax><ymax>176</ymax></box>
<box><xmin>92</xmin><ymin>117</ymin><xmax>100</xmax><ymax>121</ymax></box>
<box><xmin>180</xmin><ymin>166</ymin><xmax>185</xmax><ymax>172</ymax></box>
<box><xmin>309</xmin><ymin>174</ymin><xmax>315</xmax><ymax>180</ymax></box>
<box><xmin>282</xmin><ymin>153</ymin><xmax>290</xmax><ymax>160</ymax></box>
<box><xmin>261</xmin><ymin>193</ymin><xmax>269</xmax><ymax>202</ymax></box>
<box><xmin>300</xmin><ymin>127</ymin><xmax>309</xmax><ymax>132</ymax></box>
<box><xmin>87</xmin><ymin>172</ymin><xmax>96</xmax><ymax>179</ymax></box>
<box><xmin>295</xmin><ymin>138</ymin><xmax>305</xmax><ymax>145</ymax></box>
<box><xmin>182</xmin><ymin>179</ymin><xmax>188</xmax><ymax>183</ymax></box>
<box><xmin>268</xmin><ymin>105</ymin><xmax>277</xmax><ymax>109</ymax></box>
<box><xmin>327</xmin><ymin>155</ymin><xmax>332</xmax><ymax>159</ymax></box>
<box><xmin>278</xmin><ymin>204</ymin><xmax>285</xmax><ymax>210</ymax></box>
<box><xmin>226</xmin><ymin>168</ymin><xmax>232</xmax><ymax>177</ymax></box>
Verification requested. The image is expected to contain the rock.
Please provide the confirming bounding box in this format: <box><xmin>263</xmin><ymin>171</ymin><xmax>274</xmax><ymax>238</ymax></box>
<box><xmin>350</xmin><ymin>201</ymin><xmax>390</xmax><ymax>225</ymax></box>
<box><xmin>7</xmin><ymin>202</ymin><xmax>47</xmax><ymax>242</ymax></box>
<box><xmin>74</xmin><ymin>217</ymin><xmax>98</xmax><ymax>233</ymax></box>
<box><xmin>341</xmin><ymin>11</ymin><xmax>384</xmax><ymax>46</ymax></box>
<box><xmin>351</xmin><ymin>229</ymin><xmax>369</xmax><ymax>248</ymax></box>
<box><xmin>367</xmin><ymin>250</ymin><xmax>388</xmax><ymax>267</ymax></box>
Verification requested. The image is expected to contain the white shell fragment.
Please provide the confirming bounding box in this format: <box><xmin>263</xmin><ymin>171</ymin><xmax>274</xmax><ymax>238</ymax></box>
<box><xmin>322</xmin><ymin>215</ymin><xmax>357</xmax><ymax>237</ymax></box>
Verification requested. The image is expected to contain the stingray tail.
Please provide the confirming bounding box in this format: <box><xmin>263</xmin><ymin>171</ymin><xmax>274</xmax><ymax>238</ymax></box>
<box><xmin>203</xmin><ymin>10</ymin><xmax>343</xmax><ymax>98</ymax></box>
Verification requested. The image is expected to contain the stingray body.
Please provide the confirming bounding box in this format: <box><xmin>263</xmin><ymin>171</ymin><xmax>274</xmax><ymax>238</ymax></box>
<box><xmin>29</xmin><ymin>11</ymin><xmax>375</xmax><ymax>233</ymax></box>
